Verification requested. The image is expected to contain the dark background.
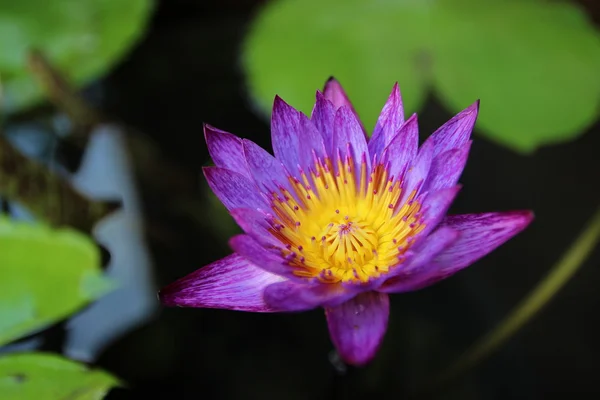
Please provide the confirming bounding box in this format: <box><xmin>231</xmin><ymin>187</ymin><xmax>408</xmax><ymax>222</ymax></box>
<box><xmin>57</xmin><ymin>0</ymin><xmax>600</xmax><ymax>398</ymax></box>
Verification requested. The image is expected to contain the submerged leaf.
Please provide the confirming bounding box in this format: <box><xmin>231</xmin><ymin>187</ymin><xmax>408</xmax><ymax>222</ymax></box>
<box><xmin>243</xmin><ymin>0</ymin><xmax>433</xmax><ymax>131</ymax></box>
<box><xmin>0</xmin><ymin>352</ymin><xmax>120</xmax><ymax>400</ymax></box>
<box><xmin>432</xmin><ymin>0</ymin><xmax>600</xmax><ymax>152</ymax></box>
<box><xmin>243</xmin><ymin>0</ymin><xmax>600</xmax><ymax>152</ymax></box>
<box><xmin>0</xmin><ymin>0</ymin><xmax>154</xmax><ymax>113</ymax></box>
<box><xmin>0</xmin><ymin>218</ymin><xmax>112</xmax><ymax>346</ymax></box>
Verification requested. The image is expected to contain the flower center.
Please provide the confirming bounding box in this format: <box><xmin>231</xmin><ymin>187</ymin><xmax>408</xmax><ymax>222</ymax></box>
<box><xmin>321</xmin><ymin>218</ymin><xmax>378</xmax><ymax>268</ymax></box>
<box><xmin>269</xmin><ymin>156</ymin><xmax>424</xmax><ymax>284</ymax></box>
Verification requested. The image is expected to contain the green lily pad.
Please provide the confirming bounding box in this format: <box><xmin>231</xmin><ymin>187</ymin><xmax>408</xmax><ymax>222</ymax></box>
<box><xmin>243</xmin><ymin>0</ymin><xmax>600</xmax><ymax>153</ymax></box>
<box><xmin>243</xmin><ymin>0</ymin><xmax>433</xmax><ymax>131</ymax></box>
<box><xmin>0</xmin><ymin>352</ymin><xmax>120</xmax><ymax>400</ymax></box>
<box><xmin>431</xmin><ymin>0</ymin><xmax>600</xmax><ymax>153</ymax></box>
<box><xmin>0</xmin><ymin>0</ymin><xmax>154</xmax><ymax>113</ymax></box>
<box><xmin>0</xmin><ymin>218</ymin><xmax>112</xmax><ymax>346</ymax></box>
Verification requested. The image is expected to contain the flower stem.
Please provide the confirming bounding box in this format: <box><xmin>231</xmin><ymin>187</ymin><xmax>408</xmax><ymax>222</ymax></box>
<box><xmin>429</xmin><ymin>205</ymin><xmax>600</xmax><ymax>391</ymax></box>
<box><xmin>0</xmin><ymin>135</ymin><xmax>119</xmax><ymax>233</ymax></box>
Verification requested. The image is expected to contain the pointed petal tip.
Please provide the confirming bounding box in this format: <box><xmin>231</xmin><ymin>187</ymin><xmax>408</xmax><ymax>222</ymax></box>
<box><xmin>157</xmin><ymin>286</ymin><xmax>188</xmax><ymax>308</ymax></box>
<box><xmin>203</xmin><ymin>122</ymin><xmax>223</xmax><ymax>133</ymax></box>
<box><xmin>157</xmin><ymin>254</ymin><xmax>286</xmax><ymax>312</ymax></box>
<box><xmin>157</xmin><ymin>287</ymin><xmax>175</xmax><ymax>307</ymax></box>
<box><xmin>458</xmin><ymin>100</ymin><xmax>479</xmax><ymax>116</ymax></box>
<box><xmin>201</xmin><ymin>165</ymin><xmax>212</xmax><ymax>176</ymax></box>
<box><xmin>157</xmin><ymin>279</ymin><xmax>191</xmax><ymax>308</ymax></box>
<box><xmin>406</xmin><ymin>112</ymin><xmax>418</xmax><ymax>123</ymax></box>
<box><xmin>491</xmin><ymin>209</ymin><xmax>535</xmax><ymax>228</ymax></box>
<box><xmin>469</xmin><ymin>99</ymin><xmax>480</xmax><ymax>112</ymax></box>
<box><xmin>202</xmin><ymin>122</ymin><xmax>214</xmax><ymax>139</ymax></box>
<box><xmin>273</xmin><ymin>94</ymin><xmax>293</xmax><ymax>111</ymax></box>
<box><xmin>273</xmin><ymin>94</ymin><xmax>284</xmax><ymax>105</ymax></box>
<box><xmin>203</xmin><ymin>123</ymin><xmax>231</xmax><ymax>142</ymax></box>
<box><xmin>324</xmin><ymin>77</ymin><xmax>342</xmax><ymax>90</ymax></box>
<box><xmin>457</xmin><ymin>100</ymin><xmax>479</xmax><ymax>119</ymax></box>
<box><xmin>272</xmin><ymin>94</ymin><xmax>307</xmax><ymax>119</ymax></box>
<box><xmin>511</xmin><ymin>209</ymin><xmax>535</xmax><ymax>225</ymax></box>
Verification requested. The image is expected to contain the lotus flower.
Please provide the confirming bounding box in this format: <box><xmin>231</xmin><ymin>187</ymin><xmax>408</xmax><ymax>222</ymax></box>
<box><xmin>160</xmin><ymin>78</ymin><xmax>533</xmax><ymax>366</ymax></box>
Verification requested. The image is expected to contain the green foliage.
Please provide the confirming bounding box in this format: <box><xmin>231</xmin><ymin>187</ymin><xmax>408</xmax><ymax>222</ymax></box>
<box><xmin>243</xmin><ymin>0</ymin><xmax>432</xmax><ymax>128</ymax></box>
<box><xmin>0</xmin><ymin>353</ymin><xmax>120</xmax><ymax>400</ymax></box>
<box><xmin>432</xmin><ymin>1</ymin><xmax>600</xmax><ymax>152</ymax></box>
<box><xmin>243</xmin><ymin>0</ymin><xmax>600</xmax><ymax>153</ymax></box>
<box><xmin>0</xmin><ymin>0</ymin><xmax>154</xmax><ymax>113</ymax></box>
<box><xmin>0</xmin><ymin>217</ymin><xmax>112</xmax><ymax>347</ymax></box>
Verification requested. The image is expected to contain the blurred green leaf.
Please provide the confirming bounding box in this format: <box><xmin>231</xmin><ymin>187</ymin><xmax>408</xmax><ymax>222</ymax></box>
<box><xmin>432</xmin><ymin>0</ymin><xmax>600</xmax><ymax>152</ymax></box>
<box><xmin>0</xmin><ymin>218</ymin><xmax>112</xmax><ymax>347</ymax></box>
<box><xmin>243</xmin><ymin>0</ymin><xmax>433</xmax><ymax>131</ymax></box>
<box><xmin>0</xmin><ymin>0</ymin><xmax>154</xmax><ymax>113</ymax></box>
<box><xmin>0</xmin><ymin>352</ymin><xmax>120</xmax><ymax>400</ymax></box>
<box><xmin>243</xmin><ymin>0</ymin><xmax>600</xmax><ymax>152</ymax></box>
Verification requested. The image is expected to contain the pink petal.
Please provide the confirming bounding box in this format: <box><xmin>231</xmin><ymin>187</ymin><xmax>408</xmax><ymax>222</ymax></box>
<box><xmin>382</xmin><ymin>211</ymin><xmax>533</xmax><ymax>292</ymax></box>
<box><xmin>426</xmin><ymin>101</ymin><xmax>479</xmax><ymax>157</ymax></box>
<box><xmin>435</xmin><ymin>211</ymin><xmax>534</xmax><ymax>270</ymax></box>
<box><xmin>422</xmin><ymin>141</ymin><xmax>472</xmax><ymax>193</ymax></box>
<box><xmin>203</xmin><ymin>167</ymin><xmax>268</xmax><ymax>211</ymax></box>
<box><xmin>325</xmin><ymin>291</ymin><xmax>390</xmax><ymax>366</ymax></box>
<box><xmin>204</xmin><ymin>124</ymin><xmax>249</xmax><ymax>178</ymax></box>
<box><xmin>230</xmin><ymin>208</ymin><xmax>281</xmax><ymax>248</ymax></box>
<box><xmin>417</xmin><ymin>185</ymin><xmax>462</xmax><ymax>239</ymax></box>
<box><xmin>379</xmin><ymin>227</ymin><xmax>459</xmax><ymax>293</ymax></box>
<box><xmin>382</xmin><ymin>113</ymin><xmax>419</xmax><ymax>180</ymax></box>
<box><xmin>263</xmin><ymin>280</ymin><xmax>358</xmax><ymax>311</ymax></box>
<box><xmin>332</xmin><ymin>106</ymin><xmax>370</xmax><ymax>173</ymax></box>
<box><xmin>271</xmin><ymin>96</ymin><xmax>325</xmax><ymax>175</ymax></box>
<box><xmin>368</xmin><ymin>83</ymin><xmax>404</xmax><ymax>157</ymax></box>
<box><xmin>242</xmin><ymin>139</ymin><xmax>293</xmax><ymax>196</ymax></box>
<box><xmin>159</xmin><ymin>254</ymin><xmax>285</xmax><ymax>312</ymax></box>
<box><xmin>311</xmin><ymin>90</ymin><xmax>336</xmax><ymax>154</ymax></box>
<box><xmin>323</xmin><ymin>78</ymin><xmax>362</xmax><ymax>115</ymax></box>
<box><xmin>229</xmin><ymin>234</ymin><xmax>301</xmax><ymax>281</ymax></box>
<box><xmin>399</xmin><ymin>137</ymin><xmax>435</xmax><ymax>205</ymax></box>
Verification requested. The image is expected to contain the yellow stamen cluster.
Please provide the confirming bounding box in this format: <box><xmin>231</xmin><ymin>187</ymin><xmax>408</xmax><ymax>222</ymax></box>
<box><xmin>269</xmin><ymin>156</ymin><xmax>424</xmax><ymax>284</ymax></box>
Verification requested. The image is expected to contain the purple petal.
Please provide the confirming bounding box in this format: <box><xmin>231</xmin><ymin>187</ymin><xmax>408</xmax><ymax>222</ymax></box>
<box><xmin>204</xmin><ymin>124</ymin><xmax>249</xmax><ymax>178</ymax></box>
<box><xmin>271</xmin><ymin>96</ymin><xmax>325</xmax><ymax>175</ymax></box>
<box><xmin>426</xmin><ymin>101</ymin><xmax>479</xmax><ymax>157</ymax></box>
<box><xmin>422</xmin><ymin>141</ymin><xmax>472</xmax><ymax>193</ymax></box>
<box><xmin>229</xmin><ymin>234</ymin><xmax>301</xmax><ymax>281</ymax></box>
<box><xmin>380</xmin><ymin>211</ymin><xmax>532</xmax><ymax>292</ymax></box>
<box><xmin>325</xmin><ymin>291</ymin><xmax>390</xmax><ymax>366</ymax></box>
<box><xmin>203</xmin><ymin>167</ymin><xmax>268</xmax><ymax>211</ymax></box>
<box><xmin>230</xmin><ymin>208</ymin><xmax>280</xmax><ymax>247</ymax></box>
<box><xmin>417</xmin><ymin>185</ymin><xmax>462</xmax><ymax>239</ymax></box>
<box><xmin>382</xmin><ymin>113</ymin><xmax>419</xmax><ymax>180</ymax></box>
<box><xmin>434</xmin><ymin>211</ymin><xmax>534</xmax><ymax>271</ymax></box>
<box><xmin>399</xmin><ymin>137</ymin><xmax>435</xmax><ymax>205</ymax></box>
<box><xmin>296</xmin><ymin>116</ymin><xmax>327</xmax><ymax>170</ymax></box>
<box><xmin>243</xmin><ymin>139</ymin><xmax>292</xmax><ymax>196</ymax></box>
<box><xmin>263</xmin><ymin>280</ymin><xmax>358</xmax><ymax>312</ymax></box>
<box><xmin>159</xmin><ymin>254</ymin><xmax>285</xmax><ymax>312</ymax></box>
<box><xmin>311</xmin><ymin>91</ymin><xmax>336</xmax><ymax>154</ymax></box>
<box><xmin>379</xmin><ymin>227</ymin><xmax>459</xmax><ymax>293</ymax></box>
<box><xmin>332</xmin><ymin>106</ymin><xmax>369</xmax><ymax>171</ymax></box>
<box><xmin>323</xmin><ymin>77</ymin><xmax>362</xmax><ymax>115</ymax></box>
<box><xmin>368</xmin><ymin>83</ymin><xmax>404</xmax><ymax>158</ymax></box>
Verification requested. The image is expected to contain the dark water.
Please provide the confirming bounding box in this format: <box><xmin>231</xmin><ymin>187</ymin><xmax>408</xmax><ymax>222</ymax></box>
<box><xmin>82</xmin><ymin>1</ymin><xmax>600</xmax><ymax>399</ymax></box>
